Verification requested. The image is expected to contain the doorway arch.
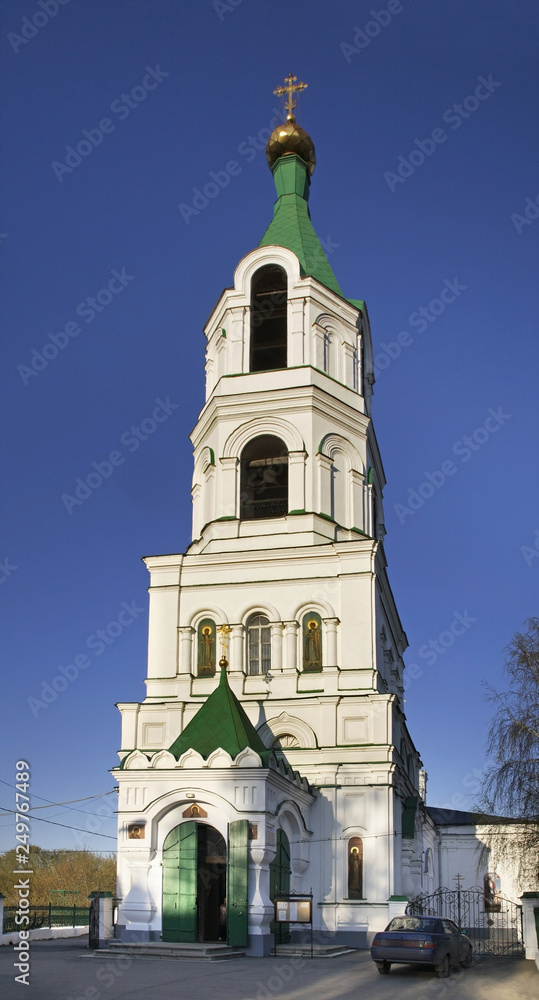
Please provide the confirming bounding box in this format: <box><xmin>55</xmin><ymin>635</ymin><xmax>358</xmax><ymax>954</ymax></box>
<box><xmin>162</xmin><ymin>819</ymin><xmax>248</xmax><ymax>945</ymax></box>
<box><xmin>162</xmin><ymin>822</ymin><xmax>226</xmax><ymax>943</ymax></box>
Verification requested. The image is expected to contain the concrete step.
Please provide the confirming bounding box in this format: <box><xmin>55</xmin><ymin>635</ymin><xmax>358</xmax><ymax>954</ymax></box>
<box><xmin>96</xmin><ymin>941</ymin><xmax>245</xmax><ymax>961</ymax></box>
<box><xmin>275</xmin><ymin>944</ymin><xmax>357</xmax><ymax>958</ymax></box>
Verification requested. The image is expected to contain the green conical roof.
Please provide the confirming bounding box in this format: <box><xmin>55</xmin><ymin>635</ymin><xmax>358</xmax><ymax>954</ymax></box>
<box><xmin>259</xmin><ymin>153</ymin><xmax>343</xmax><ymax>298</ymax></box>
<box><xmin>168</xmin><ymin>666</ymin><xmax>268</xmax><ymax>761</ymax></box>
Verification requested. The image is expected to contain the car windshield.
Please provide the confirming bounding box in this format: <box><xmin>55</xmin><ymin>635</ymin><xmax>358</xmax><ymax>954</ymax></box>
<box><xmin>386</xmin><ymin>917</ymin><xmax>438</xmax><ymax>933</ymax></box>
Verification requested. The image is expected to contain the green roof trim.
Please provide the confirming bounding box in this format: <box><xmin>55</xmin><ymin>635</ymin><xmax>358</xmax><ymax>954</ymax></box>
<box><xmin>168</xmin><ymin>666</ymin><xmax>268</xmax><ymax>761</ymax></box>
<box><xmin>259</xmin><ymin>155</ymin><xmax>343</xmax><ymax>298</ymax></box>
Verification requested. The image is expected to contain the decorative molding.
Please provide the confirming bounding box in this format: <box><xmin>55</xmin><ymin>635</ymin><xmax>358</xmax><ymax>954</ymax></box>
<box><xmin>258</xmin><ymin>711</ymin><xmax>317</xmax><ymax>749</ymax></box>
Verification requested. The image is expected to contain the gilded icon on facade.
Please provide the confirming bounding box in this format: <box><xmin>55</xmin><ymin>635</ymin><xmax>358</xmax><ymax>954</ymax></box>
<box><xmin>303</xmin><ymin>613</ymin><xmax>322</xmax><ymax>671</ymax></box>
<box><xmin>197</xmin><ymin>619</ymin><xmax>216</xmax><ymax>675</ymax></box>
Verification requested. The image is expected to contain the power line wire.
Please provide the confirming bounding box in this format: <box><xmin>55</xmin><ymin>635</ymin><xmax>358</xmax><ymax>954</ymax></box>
<box><xmin>0</xmin><ymin>789</ymin><xmax>116</xmax><ymax>817</ymax></box>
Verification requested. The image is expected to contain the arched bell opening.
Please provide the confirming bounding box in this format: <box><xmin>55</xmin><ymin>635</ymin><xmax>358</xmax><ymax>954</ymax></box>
<box><xmin>250</xmin><ymin>264</ymin><xmax>287</xmax><ymax>372</ymax></box>
<box><xmin>240</xmin><ymin>435</ymin><xmax>288</xmax><ymax>520</ymax></box>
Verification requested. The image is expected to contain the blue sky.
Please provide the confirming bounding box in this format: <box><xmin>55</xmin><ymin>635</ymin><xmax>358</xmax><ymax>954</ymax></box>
<box><xmin>1</xmin><ymin>0</ymin><xmax>538</xmax><ymax>853</ymax></box>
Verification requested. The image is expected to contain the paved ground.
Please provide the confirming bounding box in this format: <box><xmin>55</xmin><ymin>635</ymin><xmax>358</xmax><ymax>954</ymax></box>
<box><xmin>0</xmin><ymin>939</ymin><xmax>537</xmax><ymax>1000</ymax></box>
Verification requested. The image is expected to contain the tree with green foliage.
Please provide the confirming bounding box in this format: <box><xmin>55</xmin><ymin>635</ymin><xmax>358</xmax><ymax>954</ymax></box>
<box><xmin>481</xmin><ymin>616</ymin><xmax>539</xmax><ymax>885</ymax></box>
<box><xmin>0</xmin><ymin>847</ymin><xmax>116</xmax><ymax>905</ymax></box>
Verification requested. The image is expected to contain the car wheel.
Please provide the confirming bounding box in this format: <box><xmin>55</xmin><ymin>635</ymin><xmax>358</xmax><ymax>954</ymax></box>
<box><xmin>435</xmin><ymin>954</ymin><xmax>450</xmax><ymax>978</ymax></box>
<box><xmin>376</xmin><ymin>961</ymin><xmax>391</xmax><ymax>975</ymax></box>
<box><xmin>460</xmin><ymin>947</ymin><xmax>473</xmax><ymax>968</ymax></box>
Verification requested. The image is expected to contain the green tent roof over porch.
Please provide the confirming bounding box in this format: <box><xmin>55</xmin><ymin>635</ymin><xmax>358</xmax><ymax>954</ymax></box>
<box><xmin>168</xmin><ymin>666</ymin><xmax>268</xmax><ymax>761</ymax></box>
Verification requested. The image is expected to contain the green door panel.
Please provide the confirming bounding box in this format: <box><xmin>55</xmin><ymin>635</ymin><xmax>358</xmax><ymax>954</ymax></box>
<box><xmin>162</xmin><ymin>825</ymin><xmax>181</xmax><ymax>941</ymax></box>
<box><xmin>270</xmin><ymin>829</ymin><xmax>291</xmax><ymax>944</ymax></box>
<box><xmin>228</xmin><ymin>819</ymin><xmax>249</xmax><ymax>947</ymax></box>
<box><xmin>162</xmin><ymin>821</ymin><xmax>197</xmax><ymax>942</ymax></box>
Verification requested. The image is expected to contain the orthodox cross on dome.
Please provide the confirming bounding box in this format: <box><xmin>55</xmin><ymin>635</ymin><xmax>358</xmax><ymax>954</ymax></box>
<box><xmin>273</xmin><ymin>73</ymin><xmax>308</xmax><ymax>118</ymax></box>
<box><xmin>217</xmin><ymin>623</ymin><xmax>232</xmax><ymax>668</ymax></box>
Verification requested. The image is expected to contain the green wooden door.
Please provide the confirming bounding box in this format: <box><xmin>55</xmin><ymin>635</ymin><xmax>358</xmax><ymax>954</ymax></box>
<box><xmin>270</xmin><ymin>829</ymin><xmax>291</xmax><ymax>943</ymax></box>
<box><xmin>227</xmin><ymin>820</ymin><xmax>249</xmax><ymax>947</ymax></box>
<box><xmin>162</xmin><ymin>821</ymin><xmax>197</xmax><ymax>942</ymax></box>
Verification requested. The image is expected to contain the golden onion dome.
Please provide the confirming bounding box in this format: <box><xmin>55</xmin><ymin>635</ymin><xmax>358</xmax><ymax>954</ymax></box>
<box><xmin>265</xmin><ymin>114</ymin><xmax>316</xmax><ymax>175</ymax></box>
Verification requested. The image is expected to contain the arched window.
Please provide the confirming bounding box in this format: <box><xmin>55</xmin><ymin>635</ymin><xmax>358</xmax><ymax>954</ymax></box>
<box><xmin>347</xmin><ymin>836</ymin><xmax>363</xmax><ymax>899</ymax></box>
<box><xmin>247</xmin><ymin>614</ymin><xmax>271</xmax><ymax>675</ymax></box>
<box><xmin>302</xmin><ymin>612</ymin><xmax>322</xmax><ymax>672</ymax></box>
<box><xmin>240</xmin><ymin>435</ymin><xmax>288</xmax><ymax>520</ymax></box>
<box><xmin>197</xmin><ymin>618</ymin><xmax>216</xmax><ymax>676</ymax></box>
<box><xmin>250</xmin><ymin>265</ymin><xmax>287</xmax><ymax>372</ymax></box>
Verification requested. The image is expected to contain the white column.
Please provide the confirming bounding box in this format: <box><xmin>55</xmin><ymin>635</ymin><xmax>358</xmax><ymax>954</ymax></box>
<box><xmin>316</xmin><ymin>453</ymin><xmax>333</xmax><ymax>518</ymax></box>
<box><xmin>288</xmin><ymin>450</ymin><xmax>306</xmax><ymax>512</ymax></box>
<box><xmin>283</xmin><ymin>621</ymin><xmax>298</xmax><ymax>672</ymax></box>
<box><xmin>230</xmin><ymin>624</ymin><xmax>244</xmax><ymax>673</ymax></box>
<box><xmin>520</xmin><ymin>893</ymin><xmax>539</xmax><ymax>960</ymax></box>
<box><xmin>323</xmin><ymin>617</ymin><xmax>339</xmax><ymax>667</ymax></box>
<box><xmin>342</xmin><ymin>341</ymin><xmax>356</xmax><ymax>390</ymax></box>
<box><xmin>349</xmin><ymin>469</ymin><xmax>364</xmax><ymax>531</ymax></box>
<box><xmin>204</xmin><ymin>466</ymin><xmax>216</xmax><ymax>527</ymax></box>
<box><xmin>218</xmin><ymin>456</ymin><xmax>238</xmax><ymax>519</ymax></box>
<box><xmin>178</xmin><ymin>626</ymin><xmax>195</xmax><ymax>674</ymax></box>
<box><xmin>228</xmin><ymin>306</ymin><xmax>247</xmax><ymax>375</ymax></box>
<box><xmin>365</xmin><ymin>483</ymin><xmax>373</xmax><ymax>536</ymax></box>
<box><xmin>270</xmin><ymin>622</ymin><xmax>283</xmax><ymax>672</ymax></box>
<box><xmin>191</xmin><ymin>482</ymin><xmax>202</xmax><ymax>539</ymax></box>
<box><xmin>204</xmin><ymin>353</ymin><xmax>215</xmax><ymax>399</ymax></box>
<box><xmin>312</xmin><ymin>324</ymin><xmax>326</xmax><ymax>371</ymax></box>
<box><xmin>147</xmin><ymin>586</ymin><xmax>178</xmax><ymax>679</ymax></box>
<box><xmin>288</xmin><ymin>297</ymin><xmax>305</xmax><ymax>366</ymax></box>
<box><xmin>118</xmin><ymin>704</ymin><xmax>140</xmax><ymax>749</ymax></box>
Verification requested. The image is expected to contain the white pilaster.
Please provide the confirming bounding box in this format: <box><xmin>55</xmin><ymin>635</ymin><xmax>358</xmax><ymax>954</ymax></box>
<box><xmin>288</xmin><ymin>450</ymin><xmax>306</xmax><ymax>512</ymax></box>
<box><xmin>218</xmin><ymin>456</ymin><xmax>238</xmax><ymax>519</ymax></box>
<box><xmin>283</xmin><ymin>621</ymin><xmax>298</xmax><ymax>672</ymax></box>
<box><xmin>178</xmin><ymin>626</ymin><xmax>195</xmax><ymax>674</ymax></box>
<box><xmin>270</xmin><ymin>622</ymin><xmax>283</xmax><ymax>672</ymax></box>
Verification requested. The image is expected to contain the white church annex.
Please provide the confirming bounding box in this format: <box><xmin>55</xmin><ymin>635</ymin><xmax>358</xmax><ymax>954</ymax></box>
<box><xmin>112</xmin><ymin>78</ymin><xmax>516</xmax><ymax>956</ymax></box>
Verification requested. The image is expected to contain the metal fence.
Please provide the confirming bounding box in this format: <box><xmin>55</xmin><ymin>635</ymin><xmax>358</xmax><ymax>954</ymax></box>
<box><xmin>406</xmin><ymin>886</ymin><xmax>523</xmax><ymax>956</ymax></box>
<box><xmin>3</xmin><ymin>904</ymin><xmax>89</xmax><ymax>934</ymax></box>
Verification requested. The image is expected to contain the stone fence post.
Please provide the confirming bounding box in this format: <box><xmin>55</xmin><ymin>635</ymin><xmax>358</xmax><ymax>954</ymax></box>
<box><xmin>89</xmin><ymin>891</ymin><xmax>114</xmax><ymax>949</ymax></box>
<box><xmin>520</xmin><ymin>892</ymin><xmax>539</xmax><ymax>965</ymax></box>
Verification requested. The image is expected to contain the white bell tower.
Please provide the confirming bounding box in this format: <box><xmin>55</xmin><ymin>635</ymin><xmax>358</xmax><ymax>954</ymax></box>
<box><xmin>116</xmin><ymin>77</ymin><xmax>428</xmax><ymax>952</ymax></box>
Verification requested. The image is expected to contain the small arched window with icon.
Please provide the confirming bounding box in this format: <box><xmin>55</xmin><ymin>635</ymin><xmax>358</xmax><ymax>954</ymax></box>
<box><xmin>302</xmin><ymin>612</ymin><xmax>322</xmax><ymax>672</ymax></box>
<box><xmin>197</xmin><ymin>618</ymin><xmax>216</xmax><ymax>676</ymax></box>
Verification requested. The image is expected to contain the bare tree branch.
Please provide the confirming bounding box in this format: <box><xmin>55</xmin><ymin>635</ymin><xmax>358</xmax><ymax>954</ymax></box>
<box><xmin>478</xmin><ymin>617</ymin><xmax>539</xmax><ymax>884</ymax></box>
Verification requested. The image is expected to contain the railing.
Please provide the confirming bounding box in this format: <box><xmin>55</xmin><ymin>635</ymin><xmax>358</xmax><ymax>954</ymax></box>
<box><xmin>241</xmin><ymin>499</ymin><xmax>288</xmax><ymax>519</ymax></box>
<box><xmin>3</xmin><ymin>904</ymin><xmax>89</xmax><ymax>934</ymax></box>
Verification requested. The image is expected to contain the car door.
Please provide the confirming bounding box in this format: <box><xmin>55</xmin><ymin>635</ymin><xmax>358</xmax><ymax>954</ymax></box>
<box><xmin>441</xmin><ymin>919</ymin><xmax>461</xmax><ymax>962</ymax></box>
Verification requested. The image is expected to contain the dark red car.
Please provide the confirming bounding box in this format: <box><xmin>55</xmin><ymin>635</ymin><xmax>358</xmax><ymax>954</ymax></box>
<box><xmin>370</xmin><ymin>915</ymin><xmax>473</xmax><ymax>977</ymax></box>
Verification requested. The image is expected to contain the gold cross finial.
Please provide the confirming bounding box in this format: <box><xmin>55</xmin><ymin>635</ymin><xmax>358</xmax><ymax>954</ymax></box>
<box><xmin>217</xmin><ymin>624</ymin><xmax>232</xmax><ymax>667</ymax></box>
<box><xmin>273</xmin><ymin>73</ymin><xmax>308</xmax><ymax>117</ymax></box>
